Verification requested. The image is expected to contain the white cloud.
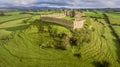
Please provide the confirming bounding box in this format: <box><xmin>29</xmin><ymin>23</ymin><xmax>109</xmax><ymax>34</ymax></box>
<box><xmin>0</xmin><ymin>0</ymin><xmax>120</xmax><ymax>8</ymax></box>
<box><xmin>98</xmin><ymin>0</ymin><xmax>120</xmax><ymax>8</ymax></box>
<box><xmin>0</xmin><ymin>0</ymin><xmax>36</xmax><ymax>6</ymax></box>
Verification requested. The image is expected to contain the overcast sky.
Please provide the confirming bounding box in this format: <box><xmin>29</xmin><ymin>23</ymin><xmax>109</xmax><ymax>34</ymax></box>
<box><xmin>0</xmin><ymin>0</ymin><xmax>120</xmax><ymax>8</ymax></box>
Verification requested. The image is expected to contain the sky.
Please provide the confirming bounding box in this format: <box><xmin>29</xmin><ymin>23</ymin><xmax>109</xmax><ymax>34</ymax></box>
<box><xmin>0</xmin><ymin>0</ymin><xmax>120</xmax><ymax>8</ymax></box>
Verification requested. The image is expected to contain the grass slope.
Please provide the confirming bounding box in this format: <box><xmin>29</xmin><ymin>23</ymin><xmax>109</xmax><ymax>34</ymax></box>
<box><xmin>78</xmin><ymin>18</ymin><xmax>120</xmax><ymax>67</ymax></box>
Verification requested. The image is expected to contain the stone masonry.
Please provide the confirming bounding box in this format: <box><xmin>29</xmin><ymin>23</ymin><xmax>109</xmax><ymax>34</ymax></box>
<box><xmin>40</xmin><ymin>12</ymin><xmax>86</xmax><ymax>29</ymax></box>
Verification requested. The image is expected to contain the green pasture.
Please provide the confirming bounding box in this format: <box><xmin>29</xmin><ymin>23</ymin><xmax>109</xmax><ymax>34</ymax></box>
<box><xmin>107</xmin><ymin>12</ymin><xmax>120</xmax><ymax>24</ymax></box>
<box><xmin>0</xmin><ymin>11</ymin><xmax>32</xmax><ymax>23</ymax></box>
<box><xmin>107</xmin><ymin>12</ymin><xmax>120</xmax><ymax>38</ymax></box>
<box><xmin>84</xmin><ymin>11</ymin><xmax>104</xmax><ymax>18</ymax></box>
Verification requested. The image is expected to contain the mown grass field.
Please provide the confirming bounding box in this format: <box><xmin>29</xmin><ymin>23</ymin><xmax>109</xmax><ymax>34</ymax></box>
<box><xmin>0</xmin><ymin>11</ymin><xmax>120</xmax><ymax>67</ymax></box>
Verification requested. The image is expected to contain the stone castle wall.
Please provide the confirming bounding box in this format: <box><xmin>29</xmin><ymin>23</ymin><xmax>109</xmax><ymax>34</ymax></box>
<box><xmin>41</xmin><ymin>17</ymin><xmax>74</xmax><ymax>28</ymax></box>
<box><xmin>40</xmin><ymin>13</ymin><xmax>85</xmax><ymax>29</ymax></box>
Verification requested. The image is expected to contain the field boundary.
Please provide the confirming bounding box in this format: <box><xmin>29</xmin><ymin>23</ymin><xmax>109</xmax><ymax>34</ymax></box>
<box><xmin>104</xmin><ymin>13</ymin><xmax>120</xmax><ymax>43</ymax></box>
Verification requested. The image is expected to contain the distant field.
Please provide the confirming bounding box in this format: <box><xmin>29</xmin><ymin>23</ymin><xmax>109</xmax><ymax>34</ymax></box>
<box><xmin>27</xmin><ymin>11</ymin><xmax>54</xmax><ymax>15</ymax></box>
<box><xmin>107</xmin><ymin>12</ymin><xmax>120</xmax><ymax>38</ymax></box>
<box><xmin>5</xmin><ymin>11</ymin><xmax>21</xmax><ymax>15</ymax></box>
<box><xmin>0</xmin><ymin>15</ymin><xmax>40</xmax><ymax>38</ymax></box>
<box><xmin>84</xmin><ymin>11</ymin><xmax>104</xmax><ymax>18</ymax></box>
<box><xmin>0</xmin><ymin>11</ymin><xmax>32</xmax><ymax>23</ymax></box>
<box><xmin>107</xmin><ymin>12</ymin><xmax>120</xmax><ymax>25</ymax></box>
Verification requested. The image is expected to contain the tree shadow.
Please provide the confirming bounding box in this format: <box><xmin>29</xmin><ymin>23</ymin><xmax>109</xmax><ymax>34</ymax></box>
<box><xmin>112</xmin><ymin>39</ymin><xmax>120</xmax><ymax>63</ymax></box>
<box><xmin>4</xmin><ymin>25</ymin><xmax>30</xmax><ymax>31</ymax></box>
<box><xmin>92</xmin><ymin>61</ymin><xmax>110</xmax><ymax>67</ymax></box>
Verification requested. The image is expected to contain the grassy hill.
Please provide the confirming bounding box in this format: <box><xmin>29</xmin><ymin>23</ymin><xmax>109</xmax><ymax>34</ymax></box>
<box><xmin>0</xmin><ymin>11</ymin><xmax>120</xmax><ymax>67</ymax></box>
<box><xmin>0</xmin><ymin>16</ymin><xmax>82</xmax><ymax>67</ymax></box>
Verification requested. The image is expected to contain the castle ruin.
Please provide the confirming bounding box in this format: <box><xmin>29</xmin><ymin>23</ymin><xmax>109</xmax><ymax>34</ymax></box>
<box><xmin>40</xmin><ymin>10</ymin><xmax>86</xmax><ymax>29</ymax></box>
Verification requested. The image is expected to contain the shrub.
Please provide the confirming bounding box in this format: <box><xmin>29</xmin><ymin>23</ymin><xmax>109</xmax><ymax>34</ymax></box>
<box><xmin>73</xmin><ymin>53</ymin><xmax>81</xmax><ymax>58</ymax></box>
<box><xmin>70</xmin><ymin>28</ymin><xmax>92</xmax><ymax>46</ymax></box>
<box><xmin>72</xmin><ymin>47</ymin><xmax>81</xmax><ymax>58</ymax></box>
<box><xmin>52</xmin><ymin>33</ymin><xmax>70</xmax><ymax>50</ymax></box>
<box><xmin>60</xmin><ymin>33</ymin><xmax>70</xmax><ymax>49</ymax></box>
<box><xmin>92</xmin><ymin>61</ymin><xmax>110</xmax><ymax>67</ymax></box>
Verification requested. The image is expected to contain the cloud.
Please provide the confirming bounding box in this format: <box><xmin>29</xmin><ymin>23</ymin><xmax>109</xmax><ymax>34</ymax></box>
<box><xmin>0</xmin><ymin>0</ymin><xmax>120</xmax><ymax>8</ymax></box>
<box><xmin>0</xmin><ymin>0</ymin><xmax>36</xmax><ymax>6</ymax></box>
<box><xmin>98</xmin><ymin>0</ymin><xmax>120</xmax><ymax>8</ymax></box>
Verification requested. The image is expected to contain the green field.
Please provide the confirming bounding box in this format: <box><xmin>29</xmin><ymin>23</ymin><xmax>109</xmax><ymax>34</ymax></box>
<box><xmin>107</xmin><ymin>12</ymin><xmax>120</xmax><ymax>38</ymax></box>
<box><xmin>113</xmin><ymin>26</ymin><xmax>120</xmax><ymax>36</ymax></box>
<box><xmin>26</xmin><ymin>11</ymin><xmax>54</xmax><ymax>15</ymax></box>
<box><xmin>0</xmin><ymin>11</ymin><xmax>32</xmax><ymax>23</ymax></box>
<box><xmin>84</xmin><ymin>11</ymin><xmax>104</xmax><ymax>18</ymax></box>
<box><xmin>107</xmin><ymin>12</ymin><xmax>120</xmax><ymax>24</ymax></box>
<box><xmin>0</xmin><ymin>11</ymin><xmax>120</xmax><ymax>67</ymax></box>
